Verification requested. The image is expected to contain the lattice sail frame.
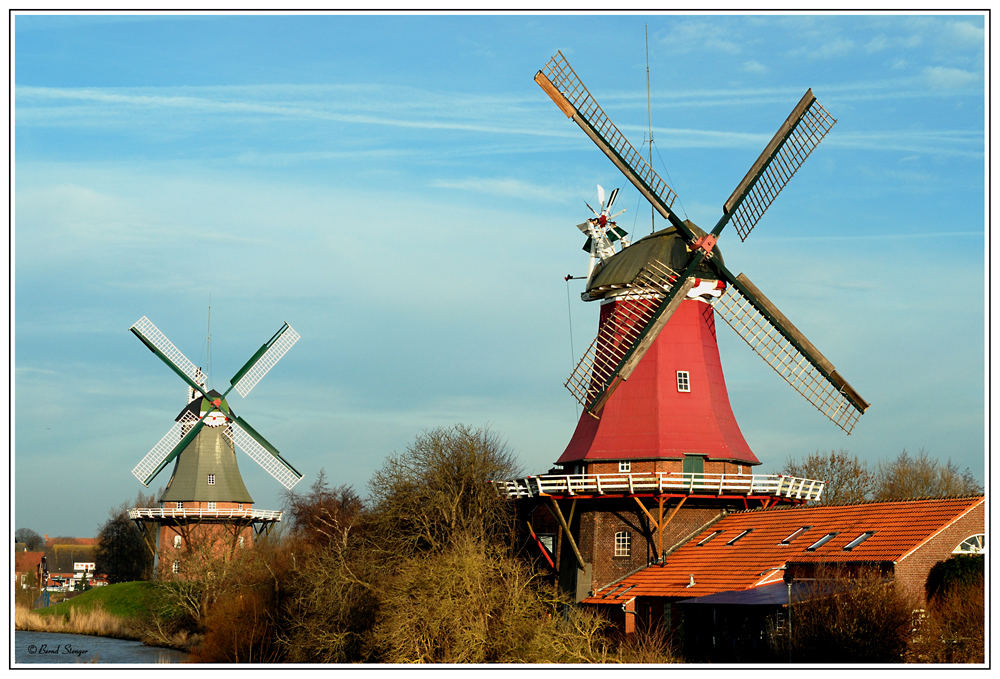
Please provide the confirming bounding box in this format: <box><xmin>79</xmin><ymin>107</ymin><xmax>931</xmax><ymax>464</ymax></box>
<box><xmin>724</xmin><ymin>91</ymin><xmax>837</xmax><ymax>242</ymax></box>
<box><xmin>131</xmin><ymin>316</ymin><xmax>204</xmax><ymax>388</ymax></box>
<box><xmin>565</xmin><ymin>259</ymin><xmax>681</xmax><ymax>409</ymax></box>
<box><xmin>539</xmin><ymin>51</ymin><xmax>678</xmax><ymax>214</ymax></box>
<box><xmin>225</xmin><ymin>420</ymin><xmax>303</xmax><ymax>490</ymax></box>
<box><xmin>131</xmin><ymin>410</ymin><xmax>201</xmax><ymax>484</ymax></box>
<box><xmin>231</xmin><ymin>324</ymin><xmax>301</xmax><ymax>398</ymax></box>
<box><xmin>712</xmin><ymin>284</ymin><xmax>862</xmax><ymax>434</ymax></box>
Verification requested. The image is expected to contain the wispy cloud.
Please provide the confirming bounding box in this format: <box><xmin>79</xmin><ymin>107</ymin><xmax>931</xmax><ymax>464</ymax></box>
<box><xmin>922</xmin><ymin>66</ymin><xmax>980</xmax><ymax>90</ymax></box>
<box><xmin>430</xmin><ymin>177</ymin><xmax>570</xmax><ymax>203</ymax></box>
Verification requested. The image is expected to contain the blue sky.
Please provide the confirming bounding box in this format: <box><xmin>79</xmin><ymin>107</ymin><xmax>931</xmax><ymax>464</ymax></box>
<box><xmin>13</xmin><ymin>12</ymin><xmax>986</xmax><ymax>537</ymax></box>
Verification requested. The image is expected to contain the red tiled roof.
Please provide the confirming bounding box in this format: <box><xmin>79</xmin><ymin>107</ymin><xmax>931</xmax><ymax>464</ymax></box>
<box><xmin>584</xmin><ymin>496</ymin><xmax>983</xmax><ymax>604</ymax></box>
<box><xmin>14</xmin><ymin>551</ymin><xmax>44</xmax><ymax>574</ymax></box>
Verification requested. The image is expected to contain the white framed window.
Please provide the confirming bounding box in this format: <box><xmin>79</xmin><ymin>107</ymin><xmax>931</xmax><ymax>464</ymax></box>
<box><xmin>173</xmin><ymin>535</ymin><xmax>182</xmax><ymax>549</ymax></box>
<box><xmin>677</xmin><ymin>371</ymin><xmax>690</xmax><ymax>392</ymax></box>
<box><xmin>614</xmin><ymin>531</ymin><xmax>631</xmax><ymax>557</ymax></box>
<box><xmin>727</xmin><ymin>529</ymin><xmax>752</xmax><ymax>545</ymax></box>
<box><xmin>619</xmin><ymin>461</ymin><xmax>631</xmax><ymax>473</ymax></box>
<box><xmin>207</xmin><ymin>474</ymin><xmax>215</xmax><ymax>486</ymax></box>
<box><xmin>780</xmin><ymin>526</ymin><xmax>811</xmax><ymax>545</ymax></box>
<box><xmin>171</xmin><ymin>560</ymin><xmax>180</xmax><ymax>574</ymax></box>
<box><xmin>697</xmin><ymin>530</ymin><xmax>723</xmax><ymax>546</ymax></box>
<box><xmin>238</xmin><ymin>503</ymin><xmax>244</xmax><ymax>511</ymax></box>
<box><xmin>207</xmin><ymin>501</ymin><xmax>217</xmax><ymax>511</ymax></box>
<box><xmin>843</xmin><ymin>531</ymin><xmax>875</xmax><ymax>551</ymax></box>
<box><xmin>238</xmin><ymin>536</ymin><xmax>245</xmax><ymax>549</ymax></box>
<box><xmin>176</xmin><ymin>501</ymin><xmax>183</xmax><ymax>509</ymax></box>
<box><xmin>806</xmin><ymin>532</ymin><xmax>839</xmax><ymax>552</ymax></box>
<box><xmin>953</xmin><ymin>534</ymin><xmax>985</xmax><ymax>555</ymax></box>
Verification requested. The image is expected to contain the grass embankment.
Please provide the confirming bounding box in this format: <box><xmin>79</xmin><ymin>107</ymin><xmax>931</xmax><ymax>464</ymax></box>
<box><xmin>15</xmin><ymin>582</ymin><xmax>194</xmax><ymax>650</ymax></box>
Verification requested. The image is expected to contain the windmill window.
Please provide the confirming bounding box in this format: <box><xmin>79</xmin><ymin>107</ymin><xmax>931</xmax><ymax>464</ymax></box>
<box><xmin>207</xmin><ymin>501</ymin><xmax>217</xmax><ymax>511</ymax></box>
<box><xmin>207</xmin><ymin>474</ymin><xmax>215</xmax><ymax>486</ymax></box>
<box><xmin>238</xmin><ymin>536</ymin><xmax>245</xmax><ymax>549</ymax></box>
<box><xmin>619</xmin><ymin>461</ymin><xmax>631</xmax><ymax>473</ymax></box>
<box><xmin>176</xmin><ymin>501</ymin><xmax>183</xmax><ymax>509</ymax></box>
<box><xmin>697</xmin><ymin>530</ymin><xmax>723</xmax><ymax>546</ymax></box>
<box><xmin>806</xmin><ymin>532</ymin><xmax>838</xmax><ymax>551</ymax></box>
<box><xmin>171</xmin><ymin>560</ymin><xmax>180</xmax><ymax>574</ymax></box>
<box><xmin>780</xmin><ymin>526</ymin><xmax>812</xmax><ymax>545</ymax></box>
<box><xmin>173</xmin><ymin>535</ymin><xmax>182</xmax><ymax>549</ymax></box>
<box><xmin>843</xmin><ymin>531</ymin><xmax>875</xmax><ymax>551</ymax></box>
<box><xmin>677</xmin><ymin>371</ymin><xmax>691</xmax><ymax>392</ymax></box>
<box><xmin>615</xmin><ymin>531</ymin><xmax>631</xmax><ymax>557</ymax></box>
<box><xmin>238</xmin><ymin>503</ymin><xmax>244</xmax><ymax>511</ymax></box>
<box><xmin>727</xmin><ymin>529</ymin><xmax>753</xmax><ymax>545</ymax></box>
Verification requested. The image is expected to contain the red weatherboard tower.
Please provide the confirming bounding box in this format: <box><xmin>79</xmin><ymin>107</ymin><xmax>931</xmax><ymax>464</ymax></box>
<box><xmin>498</xmin><ymin>52</ymin><xmax>870</xmax><ymax>603</ymax></box>
<box><xmin>559</xmin><ymin>245</ymin><xmax>759</xmax><ymax>474</ymax></box>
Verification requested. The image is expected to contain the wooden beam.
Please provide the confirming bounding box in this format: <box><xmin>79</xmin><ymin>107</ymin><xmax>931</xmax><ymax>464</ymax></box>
<box><xmin>633</xmin><ymin>497</ymin><xmax>660</xmax><ymax>532</ymax></box>
<box><xmin>663</xmin><ymin>496</ymin><xmax>688</xmax><ymax>526</ymax></box>
<box><xmin>548</xmin><ymin>497</ymin><xmax>585</xmax><ymax>571</ymax></box>
<box><xmin>657</xmin><ymin>498</ymin><xmax>664</xmax><ymax>556</ymax></box>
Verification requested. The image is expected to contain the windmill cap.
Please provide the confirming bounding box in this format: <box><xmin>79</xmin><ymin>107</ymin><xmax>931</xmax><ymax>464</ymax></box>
<box><xmin>175</xmin><ymin>389</ymin><xmax>236</xmax><ymax>422</ymax></box>
<box><xmin>585</xmin><ymin>222</ymin><xmax>725</xmax><ymax>300</ymax></box>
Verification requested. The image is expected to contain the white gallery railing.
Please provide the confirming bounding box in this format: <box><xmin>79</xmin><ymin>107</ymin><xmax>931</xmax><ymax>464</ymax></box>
<box><xmin>128</xmin><ymin>507</ymin><xmax>283</xmax><ymax>521</ymax></box>
<box><xmin>496</xmin><ymin>472</ymin><xmax>824</xmax><ymax>502</ymax></box>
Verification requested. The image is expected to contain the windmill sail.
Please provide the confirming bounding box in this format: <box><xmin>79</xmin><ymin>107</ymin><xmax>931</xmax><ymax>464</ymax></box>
<box><xmin>226</xmin><ymin>417</ymin><xmax>303</xmax><ymax>490</ymax></box>
<box><xmin>723</xmin><ymin>89</ymin><xmax>837</xmax><ymax>242</ymax></box>
<box><xmin>565</xmin><ymin>260</ymin><xmax>694</xmax><ymax>413</ymax></box>
<box><xmin>131</xmin><ymin>316</ymin><xmax>208</xmax><ymax>397</ymax></box>
<box><xmin>536</xmin><ymin>51</ymin><xmax>690</xmax><ymax>240</ymax></box>
<box><xmin>229</xmin><ymin>323</ymin><xmax>301</xmax><ymax>398</ymax></box>
<box><xmin>712</xmin><ymin>271</ymin><xmax>869</xmax><ymax>433</ymax></box>
<box><xmin>131</xmin><ymin>411</ymin><xmax>204</xmax><ymax>486</ymax></box>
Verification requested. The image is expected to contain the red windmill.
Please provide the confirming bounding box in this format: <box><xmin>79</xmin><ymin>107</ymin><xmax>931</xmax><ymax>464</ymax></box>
<box><xmin>500</xmin><ymin>52</ymin><xmax>871</xmax><ymax>599</ymax></box>
<box><xmin>540</xmin><ymin>51</ymin><xmax>869</xmax><ymax>476</ymax></box>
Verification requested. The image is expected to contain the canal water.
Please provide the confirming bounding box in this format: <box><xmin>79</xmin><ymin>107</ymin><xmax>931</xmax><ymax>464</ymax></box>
<box><xmin>14</xmin><ymin>631</ymin><xmax>188</xmax><ymax>664</ymax></box>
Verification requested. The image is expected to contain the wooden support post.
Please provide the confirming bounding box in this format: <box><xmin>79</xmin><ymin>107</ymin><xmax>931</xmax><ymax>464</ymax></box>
<box><xmin>548</xmin><ymin>497</ymin><xmax>585</xmax><ymax>571</ymax></box>
<box><xmin>657</xmin><ymin>498</ymin><xmax>664</xmax><ymax>557</ymax></box>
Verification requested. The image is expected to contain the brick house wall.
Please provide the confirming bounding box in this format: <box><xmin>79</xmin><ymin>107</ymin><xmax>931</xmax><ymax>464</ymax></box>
<box><xmin>894</xmin><ymin>500</ymin><xmax>985</xmax><ymax>603</ymax></box>
<box><xmin>155</xmin><ymin>501</ymin><xmax>257</xmax><ymax>579</ymax></box>
<box><xmin>529</xmin><ymin>498</ymin><xmax>733</xmax><ymax>599</ymax></box>
<box><xmin>584</xmin><ymin>459</ymin><xmax>752</xmax><ymax>476</ymax></box>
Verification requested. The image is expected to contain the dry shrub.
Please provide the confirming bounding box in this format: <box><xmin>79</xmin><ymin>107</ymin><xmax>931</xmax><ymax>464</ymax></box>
<box><xmin>187</xmin><ymin>542</ymin><xmax>291</xmax><ymax>663</ymax></box>
<box><xmin>613</xmin><ymin>623</ymin><xmax>681</xmax><ymax>664</ymax></box>
<box><xmin>907</xmin><ymin>579</ymin><xmax>984</xmax><ymax>664</ymax></box>
<box><xmin>788</xmin><ymin>568</ymin><xmax>916</xmax><ymax>663</ymax></box>
<box><xmin>371</xmin><ymin>535</ymin><xmax>611</xmax><ymax>663</ymax></box>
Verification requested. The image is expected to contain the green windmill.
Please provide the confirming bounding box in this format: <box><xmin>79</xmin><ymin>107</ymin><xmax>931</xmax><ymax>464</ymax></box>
<box><xmin>129</xmin><ymin>315</ymin><xmax>304</xmax><ymax>503</ymax></box>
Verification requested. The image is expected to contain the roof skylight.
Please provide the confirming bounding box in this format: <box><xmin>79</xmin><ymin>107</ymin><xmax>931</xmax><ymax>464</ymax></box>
<box><xmin>806</xmin><ymin>532</ymin><xmax>839</xmax><ymax>551</ymax></box>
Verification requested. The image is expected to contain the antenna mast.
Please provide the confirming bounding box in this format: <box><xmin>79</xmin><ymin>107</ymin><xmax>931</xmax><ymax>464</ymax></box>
<box><xmin>206</xmin><ymin>297</ymin><xmax>212</xmax><ymax>385</ymax></box>
<box><xmin>645</xmin><ymin>25</ymin><xmax>654</xmax><ymax>234</ymax></box>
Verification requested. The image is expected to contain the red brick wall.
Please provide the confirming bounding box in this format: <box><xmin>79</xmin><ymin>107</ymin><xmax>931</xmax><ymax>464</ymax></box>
<box><xmin>894</xmin><ymin>501</ymin><xmax>984</xmax><ymax>603</ymax></box>
<box><xmin>579</xmin><ymin>501</ymin><xmax>728</xmax><ymax>594</ymax></box>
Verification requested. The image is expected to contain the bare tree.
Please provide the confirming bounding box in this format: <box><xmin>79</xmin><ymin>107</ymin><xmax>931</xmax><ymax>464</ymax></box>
<box><xmin>873</xmin><ymin>449</ymin><xmax>981</xmax><ymax>500</ymax></box>
<box><xmin>15</xmin><ymin>528</ymin><xmax>43</xmax><ymax>550</ymax></box>
<box><xmin>284</xmin><ymin>469</ymin><xmax>363</xmax><ymax>550</ymax></box>
<box><xmin>782</xmin><ymin>450</ymin><xmax>874</xmax><ymax>505</ymax></box>
<box><xmin>368</xmin><ymin>424</ymin><xmax>521</xmax><ymax>554</ymax></box>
